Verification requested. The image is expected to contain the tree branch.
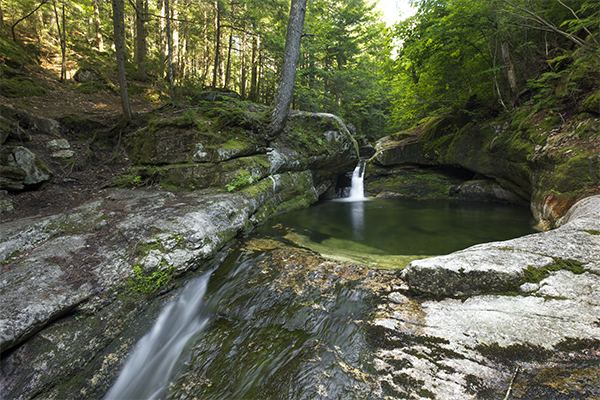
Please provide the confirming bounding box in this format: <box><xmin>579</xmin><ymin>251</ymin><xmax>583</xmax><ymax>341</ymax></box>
<box><xmin>557</xmin><ymin>0</ymin><xmax>599</xmax><ymax>46</ymax></box>
<box><xmin>11</xmin><ymin>0</ymin><xmax>48</xmax><ymax>41</ymax></box>
<box><xmin>500</xmin><ymin>0</ymin><xmax>589</xmax><ymax>47</ymax></box>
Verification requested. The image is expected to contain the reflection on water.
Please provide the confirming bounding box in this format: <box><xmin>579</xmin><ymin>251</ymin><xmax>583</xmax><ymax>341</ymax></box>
<box><xmin>350</xmin><ymin>201</ymin><xmax>365</xmax><ymax>241</ymax></box>
<box><xmin>259</xmin><ymin>198</ymin><xmax>536</xmax><ymax>256</ymax></box>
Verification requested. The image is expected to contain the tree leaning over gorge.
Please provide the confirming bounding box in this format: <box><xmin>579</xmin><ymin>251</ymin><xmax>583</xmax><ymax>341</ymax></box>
<box><xmin>267</xmin><ymin>0</ymin><xmax>308</xmax><ymax>140</ymax></box>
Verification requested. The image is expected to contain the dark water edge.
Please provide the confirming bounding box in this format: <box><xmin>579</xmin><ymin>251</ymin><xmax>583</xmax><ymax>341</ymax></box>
<box><xmin>256</xmin><ymin>198</ymin><xmax>537</xmax><ymax>256</ymax></box>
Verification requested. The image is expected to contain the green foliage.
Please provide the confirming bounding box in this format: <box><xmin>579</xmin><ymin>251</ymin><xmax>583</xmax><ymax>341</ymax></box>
<box><xmin>226</xmin><ymin>170</ymin><xmax>256</xmax><ymax>192</ymax></box>
<box><xmin>384</xmin><ymin>0</ymin><xmax>600</xmax><ymax>129</ymax></box>
<box><xmin>128</xmin><ymin>263</ymin><xmax>174</xmax><ymax>294</ymax></box>
<box><xmin>294</xmin><ymin>0</ymin><xmax>390</xmax><ymax>140</ymax></box>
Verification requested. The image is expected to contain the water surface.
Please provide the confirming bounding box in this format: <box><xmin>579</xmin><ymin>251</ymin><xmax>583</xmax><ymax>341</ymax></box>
<box><xmin>257</xmin><ymin>198</ymin><xmax>536</xmax><ymax>256</ymax></box>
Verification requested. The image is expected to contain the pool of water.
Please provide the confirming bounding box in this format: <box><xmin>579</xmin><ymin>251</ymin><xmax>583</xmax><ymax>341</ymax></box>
<box><xmin>106</xmin><ymin>198</ymin><xmax>538</xmax><ymax>399</ymax></box>
<box><xmin>256</xmin><ymin>198</ymin><xmax>536</xmax><ymax>256</ymax></box>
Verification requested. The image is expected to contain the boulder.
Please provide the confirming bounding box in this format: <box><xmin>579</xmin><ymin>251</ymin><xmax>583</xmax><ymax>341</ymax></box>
<box><xmin>73</xmin><ymin>69</ymin><xmax>100</xmax><ymax>83</ymax></box>
<box><xmin>371</xmin><ymin>111</ymin><xmax>600</xmax><ymax>227</ymax></box>
<box><xmin>0</xmin><ymin>165</ymin><xmax>27</xmax><ymax>191</ymax></box>
<box><xmin>449</xmin><ymin>179</ymin><xmax>525</xmax><ymax>204</ymax></box>
<box><xmin>402</xmin><ymin>194</ymin><xmax>600</xmax><ymax>297</ymax></box>
<box><xmin>6</xmin><ymin>146</ymin><xmax>52</xmax><ymax>187</ymax></box>
<box><xmin>46</xmin><ymin>138</ymin><xmax>70</xmax><ymax>152</ymax></box>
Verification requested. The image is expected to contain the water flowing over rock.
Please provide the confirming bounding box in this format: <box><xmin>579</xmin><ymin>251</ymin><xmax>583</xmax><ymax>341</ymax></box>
<box><xmin>0</xmin><ymin>104</ymin><xmax>360</xmax><ymax>398</ymax></box>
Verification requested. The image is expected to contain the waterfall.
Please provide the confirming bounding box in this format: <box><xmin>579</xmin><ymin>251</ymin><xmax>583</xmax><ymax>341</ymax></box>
<box><xmin>347</xmin><ymin>160</ymin><xmax>366</xmax><ymax>201</ymax></box>
<box><xmin>105</xmin><ymin>272</ymin><xmax>212</xmax><ymax>400</ymax></box>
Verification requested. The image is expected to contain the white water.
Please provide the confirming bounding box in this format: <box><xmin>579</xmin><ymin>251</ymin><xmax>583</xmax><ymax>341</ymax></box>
<box><xmin>348</xmin><ymin>161</ymin><xmax>365</xmax><ymax>200</ymax></box>
<box><xmin>105</xmin><ymin>273</ymin><xmax>211</xmax><ymax>400</ymax></box>
<box><xmin>343</xmin><ymin>161</ymin><xmax>367</xmax><ymax>201</ymax></box>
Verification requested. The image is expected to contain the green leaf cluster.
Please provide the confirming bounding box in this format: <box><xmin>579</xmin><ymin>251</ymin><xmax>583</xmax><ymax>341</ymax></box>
<box><xmin>383</xmin><ymin>0</ymin><xmax>600</xmax><ymax>130</ymax></box>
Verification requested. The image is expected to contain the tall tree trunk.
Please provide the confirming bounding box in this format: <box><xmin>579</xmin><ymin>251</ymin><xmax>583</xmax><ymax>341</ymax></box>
<box><xmin>159</xmin><ymin>0</ymin><xmax>166</xmax><ymax>78</ymax></box>
<box><xmin>211</xmin><ymin>1</ymin><xmax>221</xmax><ymax>88</ymax></box>
<box><xmin>52</xmin><ymin>0</ymin><xmax>67</xmax><ymax>81</ymax></box>
<box><xmin>240</xmin><ymin>22</ymin><xmax>247</xmax><ymax>98</ymax></box>
<box><xmin>501</xmin><ymin>41</ymin><xmax>518</xmax><ymax>104</ymax></box>
<box><xmin>267</xmin><ymin>0</ymin><xmax>307</xmax><ymax>139</ymax></box>
<box><xmin>61</xmin><ymin>0</ymin><xmax>66</xmax><ymax>79</ymax></box>
<box><xmin>135</xmin><ymin>0</ymin><xmax>146</xmax><ymax>80</ymax></box>
<box><xmin>165</xmin><ymin>0</ymin><xmax>175</xmax><ymax>99</ymax></box>
<box><xmin>180</xmin><ymin>0</ymin><xmax>188</xmax><ymax>78</ymax></box>
<box><xmin>224</xmin><ymin>29</ymin><xmax>233</xmax><ymax>89</ymax></box>
<box><xmin>172</xmin><ymin>0</ymin><xmax>179</xmax><ymax>77</ymax></box>
<box><xmin>202</xmin><ymin>7</ymin><xmax>209</xmax><ymax>86</ymax></box>
<box><xmin>112</xmin><ymin>0</ymin><xmax>132</xmax><ymax>122</ymax></box>
<box><xmin>93</xmin><ymin>0</ymin><xmax>104</xmax><ymax>51</ymax></box>
<box><xmin>119</xmin><ymin>0</ymin><xmax>127</xmax><ymax>62</ymax></box>
<box><xmin>249</xmin><ymin>33</ymin><xmax>258</xmax><ymax>102</ymax></box>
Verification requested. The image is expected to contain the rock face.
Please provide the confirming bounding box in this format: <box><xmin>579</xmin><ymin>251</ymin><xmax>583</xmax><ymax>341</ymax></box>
<box><xmin>0</xmin><ymin>101</ymin><xmax>359</xmax><ymax>398</ymax></box>
<box><xmin>369</xmin><ymin>111</ymin><xmax>600</xmax><ymax>227</ymax></box>
<box><xmin>125</xmin><ymin>105</ymin><xmax>357</xmax><ymax>195</ymax></box>
<box><xmin>402</xmin><ymin>194</ymin><xmax>600</xmax><ymax>297</ymax></box>
<box><xmin>371</xmin><ymin>195</ymin><xmax>600</xmax><ymax>399</ymax></box>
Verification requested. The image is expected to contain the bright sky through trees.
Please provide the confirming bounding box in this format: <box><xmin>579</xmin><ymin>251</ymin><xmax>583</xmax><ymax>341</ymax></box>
<box><xmin>376</xmin><ymin>0</ymin><xmax>417</xmax><ymax>26</ymax></box>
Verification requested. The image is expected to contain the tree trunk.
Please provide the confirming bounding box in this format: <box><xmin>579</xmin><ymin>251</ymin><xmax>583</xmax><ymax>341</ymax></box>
<box><xmin>267</xmin><ymin>0</ymin><xmax>307</xmax><ymax>139</ymax></box>
<box><xmin>93</xmin><ymin>0</ymin><xmax>104</xmax><ymax>51</ymax></box>
<box><xmin>61</xmin><ymin>0</ymin><xmax>66</xmax><ymax>79</ymax></box>
<box><xmin>165</xmin><ymin>0</ymin><xmax>175</xmax><ymax>99</ymax></box>
<box><xmin>159</xmin><ymin>0</ymin><xmax>166</xmax><ymax>78</ymax></box>
<box><xmin>112</xmin><ymin>0</ymin><xmax>132</xmax><ymax>121</ymax></box>
<box><xmin>52</xmin><ymin>0</ymin><xmax>66</xmax><ymax>81</ymax></box>
<box><xmin>201</xmin><ymin>7</ymin><xmax>209</xmax><ymax>86</ymax></box>
<box><xmin>119</xmin><ymin>0</ymin><xmax>127</xmax><ymax>62</ymax></box>
<box><xmin>240</xmin><ymin>21</ymin><xmax>247</xmax><ymax>98</ymax></box>
<box><xmin>224</xmin><ymin>29</ymin><xmax>233</xmax><ymax>89</ymax></box>
<box><xmin>135</xmin><ymin>0</ymin><xmax>146</xmax><ymax>80</ymax></box>
<box><xmin>211</xmin><ymin>1</ymin><xmax>221</xmax><ymax>88</ymax></box>
<box><xmin>249</xmin><ymin>33</ymin><xmax>258</xmax><ymax>101</ymax></box>
<box><xmin>172</xmin><ymin>0</ymin><xmax>179</xmax><ymax>77</ymax></box>
<box><xmin>501</xmin><ymin>41</ymin><xmax>518</xmax><ymax>103</ymax></box>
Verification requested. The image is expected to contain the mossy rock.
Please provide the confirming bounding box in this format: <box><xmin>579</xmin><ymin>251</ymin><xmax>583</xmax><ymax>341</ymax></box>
<box><xmin>130</xmin><ymin>154</ymin><xmax>272</xmax><ymax>191</ymax></box>
<box><xmin>126</xmin><ymin>104</ymin><xmax>266</xmax><ymax>165</ymax></box>
<box><xmin>580</xmin><ymin>90</ymin><xmax>600</xmax><ymax>115</ymax></box>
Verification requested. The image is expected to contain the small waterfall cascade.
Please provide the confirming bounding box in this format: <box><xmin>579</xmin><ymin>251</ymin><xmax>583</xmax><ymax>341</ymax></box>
<box><xmin>105</xmin><ymin>272</ymin><xmax>212</xmax><ymax>400</ymax></box>
<box><xmin>347</xmin><ymin>160</ymin><xmax>366</xmax><ymax>201</ymax></box>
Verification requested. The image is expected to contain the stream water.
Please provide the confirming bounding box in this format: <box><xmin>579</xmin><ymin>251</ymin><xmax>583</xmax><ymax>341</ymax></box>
<box><xmin>106</xmin><ymin>166</ymin><xmax>536</xmax><ymax>399</ymax></box>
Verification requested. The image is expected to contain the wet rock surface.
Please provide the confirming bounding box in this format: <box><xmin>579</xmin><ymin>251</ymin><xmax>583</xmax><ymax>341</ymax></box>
<box><xmin>2</xmin><ymin>195</ymin><xmax>599</xmax><ymax>399</ymax></box>
<box><xmin>0</xmin><ymin>170</ymin><xmax>322</xmax><ymax>398</ymax></box>
<box><xmin>166</xmin><ymin>235</ymin><xmax>600</xmax><ymax>400</ymax></box>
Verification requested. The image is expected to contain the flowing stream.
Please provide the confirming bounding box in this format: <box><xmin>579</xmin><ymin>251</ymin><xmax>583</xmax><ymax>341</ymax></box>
<box><xmin>106</xmin><ymin>167</ymin><xmax>536</xmax><ymax>399</ymax></box>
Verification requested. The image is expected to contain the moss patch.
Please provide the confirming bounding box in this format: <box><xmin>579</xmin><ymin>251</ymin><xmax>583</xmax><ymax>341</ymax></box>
<box><xmin>0</xmin><ymin>76</ymin><xmax>46</xmax><ymax>98</ymax></box>
<box><xmin>522</xmin><ymin>258</ymin><xmax>586</xmax><ymax>284</ymax></box>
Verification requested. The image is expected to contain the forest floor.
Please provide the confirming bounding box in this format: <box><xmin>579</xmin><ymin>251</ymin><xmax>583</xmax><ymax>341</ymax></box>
<box><xmin>1</xmin><ymin>62</ymin><xmax>164</xmax><ymax>223</ymax></box>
